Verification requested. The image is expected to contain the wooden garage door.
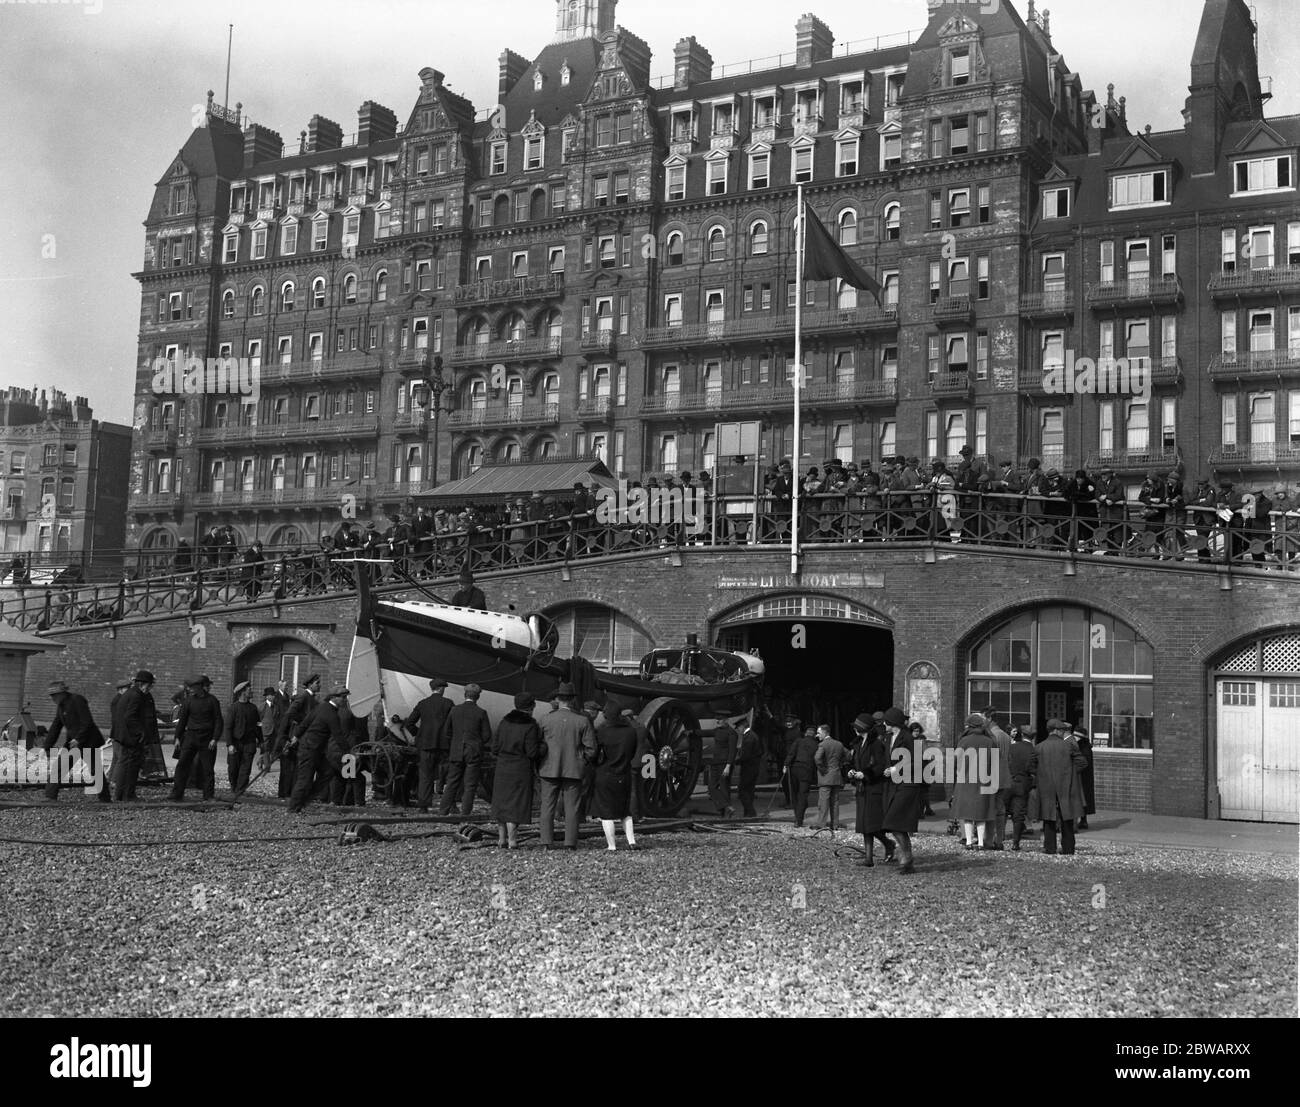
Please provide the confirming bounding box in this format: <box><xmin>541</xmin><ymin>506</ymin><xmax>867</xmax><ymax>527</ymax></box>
<box><xmin>240</xmin><ymin>638</ymin><xmax>328</xmax><ymax>700</ymax></box>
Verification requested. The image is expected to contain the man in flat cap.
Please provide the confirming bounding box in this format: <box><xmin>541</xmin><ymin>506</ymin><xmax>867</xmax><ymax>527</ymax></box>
<box><xmin>537</xmin><ymin>681</ymin><xmax>597</xmax><ymax>850</ymax></box>
<box><xmin>1027</xmin><ymin>719</ymin><xmax>1088</xmax><ymax>855</ymax></box>
<box><xmin>406</xmin><ymin>677</ymin><xmax>453</xmax><ymax>812</ymax></box>
<box><xmin>273</xmin><ymin>673</ymin><xmax>321</xmax><ymax>800</ymax></box>
<box><xmin>43</xmin><ymin>680</ymin><xmax>107</xmax><ymax>802</ymax></box>
<box><xmin>438</xmin><ymin>683</ymin><xmax>492</xmax><ymax>817</ymax></box>
<box><xmin>288</xmin><ymin>688</ymin><xmax>350</xmax><ymax>814</ymax></box>
<box><xmin>111</xmin><ymin>671</ymin><xmax>158</xmax><ymax>801</ymax></box>
<box><xmin>224</xmin><ymin>681</ymin><xmax>262</xmax><ymax>793</ymax></box>
<box><xmin>171</xmin><ymin>675</ymin><xmax>223</xmax><ymax>802</ymax></box>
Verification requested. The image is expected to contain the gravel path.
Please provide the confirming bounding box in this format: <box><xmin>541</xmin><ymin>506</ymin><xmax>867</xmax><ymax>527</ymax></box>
<box><xmin>1</xmin><ymin>795</ymin><xmax>1294</xmax><ymax>1017</ymax></box>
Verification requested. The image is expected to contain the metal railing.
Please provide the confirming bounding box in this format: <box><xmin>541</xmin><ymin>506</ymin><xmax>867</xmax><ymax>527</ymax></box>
<box><xmin>3</xmin><ymin>490</ymin><xmax>1294</xmax><ymax>635</ymax></box>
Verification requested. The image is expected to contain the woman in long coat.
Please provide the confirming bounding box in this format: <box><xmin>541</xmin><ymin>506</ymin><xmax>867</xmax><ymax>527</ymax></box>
<box><xmin>951</xmin><ymin>714</ymin><xmax>998</xmax><ymax>850</ymax></box>
<box><xmin>848</xmin><ymin>714</ymin><xmax>894</xmax><ymax>866</ymax></box>
<box><xmin>490</xmin><ymin>692</ymin><xmax>542</xmax><ymax>848</ymax></box>
<box><xmin>880</xmin><ymin>707</ymin><xmax>922</xmax><ymax>873</ymax></box>
<box><xmin>593</xmin><ymin>705</ymin><xmax>640</xmax><ymax>851</ymax></box>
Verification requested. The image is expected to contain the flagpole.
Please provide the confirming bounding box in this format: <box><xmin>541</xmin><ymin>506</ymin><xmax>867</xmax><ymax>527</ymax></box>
<box><xmin>792</xmin><ymin>185</ymin><xmax>804</xmax><ymax>577</ymax></box>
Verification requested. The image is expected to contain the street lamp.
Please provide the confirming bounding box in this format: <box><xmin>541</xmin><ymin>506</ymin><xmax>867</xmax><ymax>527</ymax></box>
<box><xmin>413</xmin><ymin>355</ymin><xmax>448</xmax><ymax>489</ymax></box>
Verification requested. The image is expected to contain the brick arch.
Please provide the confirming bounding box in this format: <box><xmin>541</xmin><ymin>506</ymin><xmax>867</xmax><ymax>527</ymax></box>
<box><xmin>539</xmin><ymin>593</ymin><xmax>664</xmax><ymax>646</ymax></box>
<box><xmin>707</xmin><ymin>589</ymin><xmax>899</xmax><ymax>632</ymax></box>
<box><xmin>956</xmin><ymin>589</ymin><xmax>1163</xmax><ymax>652</ymax></box>
<box><xmin>1192</xmin><ymin>621</ymin><xmax>1300</xmax><ymax>666</ymax></box>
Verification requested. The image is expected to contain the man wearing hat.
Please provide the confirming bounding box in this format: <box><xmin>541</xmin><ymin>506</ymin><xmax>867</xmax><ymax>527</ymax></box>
<box><xmin>172</xmin><ymin>675</ymin><xmax>224</xmax><ymax>802</ymax></box>
<box><xmin>1027</xmin><ymin>719</ymin><xmax>1088</xmax><ymax>855</ymax></box>
<box><xmin>782</xmin><ymin>725</ymin><xmax>819</xmax><ymax>828</ymax></box>
<box><xmin>273</xmin><ymin>674</ymin><xmax>321</xmax><ymax>800</ymax></box>
<box><xmin>1007</xmin><ymin>725</ymin><xmax>1036</xmax><ymax>849</ymax></box>
<box><xmin>981</xmin><ymin>706</ymin><xmax>1014</xmax><ymax>849</ymax></box>
<box><xmin>1214</xmin><ymin>479</ymin><xmax>1246</xmax><ymax>561</ymax></box>
<box><xmin>881</xmin><ymin>707</ymin><xmax>922</xmax><ymax>873</ymax></box>
<box><xmin>1094</xmin><ymin>467</ymin><xmax>1124</xmax><ymax>553</ymax></box>
<box><xmin>438</xmin><ymin>683</ymin><xmax>492</xmax><ymax>818</ymax></box>
<box><xmin>288</xmin><ymin>688</ymin><xmax>351</xmax><ymax>814</ymax></box>
<box><xmin>43</xmin><ymin>680</ymin><xmax>107</xmax><ymax>802</ymax></box>
<box><xmin>451</xmin><ymin>569</ymin><xmax>487</xmax><ymax>612</ymax></box>
<box><xmin>111</xmin><ymin>671</ymin><xmax>158</xmax><ymax>802</ymax></box>
<box><xmin>406</xmin><ymin>677</ymin><xmax>453</xmax><ymax>811</ymax></box>
<box><xmin>1071</xmin><ymin>723</ymin><xmax>1095</xmax><ymax>830</ymax></box>
<box><xmin>704</xmin><ymin>710</ymin><xmax>738</xmax><ymax>817</ymax></box>
<box><xmin>537</xmin><ymin>681</ymin><xmax>597</xmax><ymax>849</ymax></box>
<box><xmin>223</xmin><ymin>681</ymin><xmax>262</xmax><ymax>793</ymax></box>
<box><xmin>735</xmin><ymin>716</ymin><xmax>763</xmax><ymax>818</ymax></box>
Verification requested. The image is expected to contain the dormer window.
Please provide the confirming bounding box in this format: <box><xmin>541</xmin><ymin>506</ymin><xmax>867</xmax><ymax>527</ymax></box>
<box><xmin>753</xmin><ymin>94</ymin><xmax>776</xmax><ymax>129</ymax></box>
<box><xmin>1110</xmin><ymin>170</ymin><xmax>1169</xmax><ymax>209</ymax></box>
<box><xmin>525</xmin><ymin>134</ymin><xmax>545</xmax><ymax>170</ymax></box>
<box><xmin>561</xmin><ymin>63</ymin><xmax>571</xmax><ymax>86</ymax></box>
<box><xmin>950</xmin><ymin>48</ymin><xmax>970</xmax><ymax>87</ymax></box>
<box><xmin>840</xmin><ymin>80</ymin><xmax>864</xmax><ymax>116</ymax></box>
<box><xmin>885</xmin><ymin>72</ymin><xmax>905</xmax><ymax>107</ymax></box>
<box><xmin>258</xmin><ymin>181</ymin><xmax>277</xmax><ymax>209</ymax></box>
<box><xmin>1043</xmin><ymin>185</ymin><xmax>1071</xmax><ymax>218</ymax></box>
<box><xmin>534</xmin><ymin>70</ymin><xmax>544</xmax><ymax>92</ymax></box>
<box><xmin>1233</xmin><ymin>155</ymin><xmax>1293</xmax><ymax>194</ymax></box>
<box><xmin>795</xmin><ymin>88</ymin><xmax>821</xmax><ymax>125</ymax></box>
<box><xmin>490</xmin><ymin>141</ymin><xmax>507</xmax><ymax>175</ymax></box>
<box><xmin>229</xmin><ymin>185</ymin><xmax>247</xmax><ymax>215</ymax></box>
<box><xmin>712</xmin><ymin>102</ymin><xmax>735</xmax><ymax>136</ymax></box>
<box><xmin>671</xmin><ymin>108</ymin><xmax>695</xmax><ymax>144</ymax></box>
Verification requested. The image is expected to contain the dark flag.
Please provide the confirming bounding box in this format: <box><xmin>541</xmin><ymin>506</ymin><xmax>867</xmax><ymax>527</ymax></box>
<box><xmin>801</xmin><ymin>205</ymin><xmax>883</xmax><ymax>304</ymax></box>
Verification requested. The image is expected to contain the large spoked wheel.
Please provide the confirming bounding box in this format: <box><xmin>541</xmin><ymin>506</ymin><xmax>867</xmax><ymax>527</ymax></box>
<box><xmin>635</xmin><ymin>698</ymin><xmax>701</xmax><ymax>819</ymax></box>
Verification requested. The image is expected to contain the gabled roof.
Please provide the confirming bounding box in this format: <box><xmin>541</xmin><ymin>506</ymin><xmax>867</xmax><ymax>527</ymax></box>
<box><xmin>415</xmin><ymin>459</ymin><xmax>615</xmax><ymax>505</ymax></box>
<box><xmin>1231</xmin><ymin>119</ymin><xmax>1292</xmax><ymax>153</ymax></box>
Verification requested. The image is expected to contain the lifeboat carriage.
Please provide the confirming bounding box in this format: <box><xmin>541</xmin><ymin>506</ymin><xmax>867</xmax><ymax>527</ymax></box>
<box><xmin>346</xmin><ymin>570</ymin><xmax>764</xmax><ymax>817</ymax></box>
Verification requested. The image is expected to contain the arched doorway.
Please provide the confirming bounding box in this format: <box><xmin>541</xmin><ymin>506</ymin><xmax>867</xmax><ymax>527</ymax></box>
<box><xmin>713</xmin><ymin>593</ymin><xmax>894</xmax><ymax>736</ymax></box>
<box><xmin>1213</xmin><ymin>631</ymin><xmax>1300</xmax><ymax>823</ymax></box>
<box><xmin>237</xmin><ymin>636</ymin><xmax>329</xmax><ymax>699</ymax></box>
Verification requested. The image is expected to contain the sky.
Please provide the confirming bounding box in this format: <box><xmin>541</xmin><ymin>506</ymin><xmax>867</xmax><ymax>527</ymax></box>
<box><xmin>1</xmin><ymin>0</ymin><xmax>1297</xmax><ymax>428</ymax></box>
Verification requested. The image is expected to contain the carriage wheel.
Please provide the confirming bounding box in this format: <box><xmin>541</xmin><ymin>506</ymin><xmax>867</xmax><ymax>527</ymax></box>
<box><xmin>635</xmin><ymin>699</ymin><xmax>701</xmax><ymax>819</ymax></box>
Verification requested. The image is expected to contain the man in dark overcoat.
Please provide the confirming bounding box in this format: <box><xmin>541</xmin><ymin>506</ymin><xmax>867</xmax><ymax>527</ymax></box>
<box><xmin>536</xmin><ymin>682</ymin><xmax>597</xmax><ymax>849</ymax></box>
<box><xmin>406</xmin><ymin>677</ymin><xmax>452</xmax><ymax>811</ymax></box>
<box><xmin>1071</xmin><ymin>723</ymin><xmax>1095</xmax><ymax>829</ymax></box>
<box><xmin>274</xmin><ymin>674</ymin><xmax>320</xmax><ymax>799</ymax></box>
<box><xmin>171</xmin><ymin>675</ymin><xmax>223</xmax><ymax>801</ymax></box>
<box><xmin>111</xmin><ymin>671</ymin><xmax>158</xmax><ymax>801</ymax></box>
<box><xmin>288</xmin><ymin>688</ymin><xmax>349</xmax><ymax>813</ymax></box>
<box><xmin>1027</xmin><ymin>719</ymin><xmax>1088</xmax><ymax>855</ymax></box>
<box><xmin>1007</xmin><ymin>726</ymin><xmax>1036</xmax><ymax>850</ymax></box>
<box><xmin>223</xmin><ymin>681</ymin><xmax>262</xmax><ymax>793</ymax></box>
<box><xmin>881</xmin><ymin>706</ymin><xmax>922</xmax><ymax>873</ymax></box>
<box><xmin>438</xmin><ymin>683</ymin><xmax>493</xmax><ymax>818</ymax></box>
<box><xmin>44</xmin><ymin>680</ymin><xmax>107</xmax><ymax>801</ymax></box>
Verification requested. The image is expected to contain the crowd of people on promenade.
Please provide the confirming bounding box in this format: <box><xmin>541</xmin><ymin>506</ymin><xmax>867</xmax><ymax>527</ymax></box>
<box><xmin>28</xmin><ymin>667</ymin><xmax>1095</xmax><ymax>868</ymax></box>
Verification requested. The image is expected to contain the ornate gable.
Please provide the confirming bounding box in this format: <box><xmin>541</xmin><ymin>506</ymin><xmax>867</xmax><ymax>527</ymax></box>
<box><xmin>1232</xmin><ymin>120</ymin><xmax>1290</xmax><ymax>154</ymax></box>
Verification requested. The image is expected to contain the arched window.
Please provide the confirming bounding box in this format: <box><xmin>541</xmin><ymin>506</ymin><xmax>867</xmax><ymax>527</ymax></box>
<box><xmin>470</xmin><ymin>318</ymin><xmax>490</xmax><ymax>346</ymax></box>
<box><xmin>503</xmin><ymin>313</ymin><xmax>527</xmax><ymax>342</ymax></box>
<box><xmin>280</xmin><ymin>281</ymin><xmax>295</xmax><ymax>311</ymax></box>
<box><xmin>544</xmin><ymin>309</ymin><xmax>563</xmax><ymax>341</ymax></box>
<box><xmin>405</xmin><ymin>445</ymin><xmax>423</xmax><ymax>483</ymax></box>
<box><xmin>501</xmin><ymin>440</ymin><xmax>522</xmax><ymax>463</ymax></box>
<box><xmin>546</xmin><ymin>603</ymin><xmax>653</xmax><ymax>673</ymax></box>
<box><xmin>534</xmin><ymin>436</ymin><xmax>557</xmax><ymax>460</ymax></box>
<box><xmin>666</xmin><ymin>231</ymin><xmax>684</xmax><ymax>266</ymax></box>
<box><xmin>883</xmin><ymin>202</ymin><xmax>901</xmax><ymax>242</ymax></box>
<box><xmin>343</xmin><ymin>274</ymin><xmax>357</xmax><ymax>305</ymax></box>
<box><xmin>139</xmin><ymin>528</ymin><xmax>177</xmax><ymax>576</ymax></box>
<box><xmin>493</xmin><ymin>194</ymin><xmax>510</xmax><ymax>225</ymax></box>
<box><xmin>707</xmin><ymin>226</ymin><xmax>726</xmax><ymax>263</ymax></box>
<box><xmin>543</xmin><ymin>373</ymin><xmax>560</xmax><ymax>411</ymax></box>
<box><xmin>374</xmin><ymin>270</ymin><xmax>388</xmax><ymax>302</ymax></box>
<box><xmin>749</xmin><ymin>220</ymin><xmax>769</xmax><ymax>256</ymax></box>
<box><xmin>469</xmin><ymin>379</ymin><xmax>487</xmax><ymax>411</ymax></box>
<box><xmin>462</xmin><ymin>443</ymin><xmax>484</xmax><ymax>476</ymax></box>
<box><xmin>312</xmin><ymin>277</ymin><xmax>326</xmax><ymax>308</ymax></box>
<box><xmin>838</xmin><ymin>209</ymin><xmax>858</xmax><ymax>246</ymax></box>
<box><xmin>507</xmin><ymin>376</ymin><xmax>524</xmax><ymax>411</ymax></box>
<box><xmin>221</xmin><ymin>289</ymin><xmax>235</xmax><ymax>318</ymax></box>
<box><xmin>968</xmin><ymin>606</ymin><xmax>1154</xmax><ymax>748</ymax></box>
<box><xmin>249</xmin><ymin>286</ymin><xmax>265</xmax><ymax>316</ymax></box>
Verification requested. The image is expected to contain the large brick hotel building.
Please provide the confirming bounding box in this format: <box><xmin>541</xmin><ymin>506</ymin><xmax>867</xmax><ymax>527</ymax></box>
<box><xmin>114</xmin><ymin>0</ymin><xmax>1299</xmax><ymax>820</ymax></box>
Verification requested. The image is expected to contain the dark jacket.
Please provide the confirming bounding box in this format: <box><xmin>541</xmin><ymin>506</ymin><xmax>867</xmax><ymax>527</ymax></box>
<box><xmin>707</xmin><ymin>723</ymin><xmax>738</xmax><ymax>766</ymax></box>
<box><xmin>852</xmin><ymin>733</ymin><xmax>888</xmax><ymax>834</ymax></box>
<box><xmin>223</xmin><ymin>700</ymin><xmax>262</xmax><ymax>745</ymax></box>
<box><xmin>442</xmin><ymin>699</ymin><xmax>492</xmax><ymax>762</ymax></box>
<box><xmin>1027</xmin><ymin>735</ymin><xmax>1088</xmax><ymax>822</ymax></box>
<box><xmin>406</xmin><ymin>692</ymin><xmax>453</xmax><ymax>752</ymax></box>
<box><xmin>784</xmin><ymin>733</ymin><xmax>818</xmax><ymax>777</ymax></box>
<box><xmin>450</xmin><ymin>585</ymin><xmax>487</xmax><ymax>611</ymax></box>
<box><xmin>300</xmin><ymin>701</ymin><xmax>345</xmax><ymax>748</ymax></box>
<box><xmin>176</xmin><ymin>691</ymin><xmax>223</xmax><ymax>745</ymax></box>
<box><xmin>951</xmin><ymin>724</ymin><xmax>998</xmax><ymax>821</ymax></box>
<box><xmin>46</xmin><ymin>692</ymin><xmax>103</xmax><ymax>750</ymax></box>
<box><xmin>491</xmin><ymin>709</ymin><xmax>543</xmax><ymax>824</ymax></box>
<box><xmin>113</xmin><ymin>687</ymin><xmax>159</xmax><ymax>749</ymax></box>
<box><xmin>276</xmin><ymin>688</ymin><xmax>318</xmax><ymax>754</ymax></box>
<box><xmin>1008</xmin><ymin>739</ymin><xmax>1035</xmax><ymax>796</ymax></box>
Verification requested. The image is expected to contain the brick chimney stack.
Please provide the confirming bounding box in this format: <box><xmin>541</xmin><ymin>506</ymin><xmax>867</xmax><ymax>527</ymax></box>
<box><xmin>796</xmin><ymin>14</ymin><xmax>834</xmax><ymax>69</ymax></box>
<box><xmin>673</xmin><ymin>37</ymin><xmax>713</xmax><ymax>91</ymax></box>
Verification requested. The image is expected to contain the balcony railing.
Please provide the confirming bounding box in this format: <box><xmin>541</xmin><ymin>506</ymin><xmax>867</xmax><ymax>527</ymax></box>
<box><xmin>1086</xmin><ymin>276</ymin><xmax>1183</xmax><ymax>306</ymax></box>
<box><xmin>128</xmin><ymin>492</ymin><xmax>183</xmax><ymax>511</ymax></box>
<box><xmin>142</xmin><ymin>428</ymin><xmax>178</xmax><ymax>449</ymax></box>
<box><xmin>640</xmin><ymin>305</ymin><xmax>898</xmax><ymax>347</ymax></box>
<box><xmin>580</xmin><ymin>329</ymin><xmax>617</xmax><ymax>353</ymax></box>
<box><xmin>1020</xmin><ymin>289</ymin><xmax>1073</xmax><ymax>315</ymax></box>
<box><xmin>1208</xmin><ymin>265</ymin><xmax>1300</xmax><ymax>296</ymax></box>
<box><xmin>641</xmin><ymin>379</ymin><xmax>898</xmax><ymax>415</ymax></box>
<box><xmin>929</xmin><ymin>370</ymin><xmax>974</xmax><ymax>397</ymax></box>
<box><xmin>577</xmin><ymin>397</ymin><xmax>614</xmax><ymax>419</ymax></box>
<box><xmin>1208</xmin><ymin>349</ymin><xmax>1300</xmax><ymax>378</ymax></box>
<box><xmin>191</xmin><ymin>485</ymin><xmax>368</xmax><ymax>509</ymax></box>
<box><xmin>1209</xmin><ymin>444</ymin><xmax>1300</xmax><ymax>466</ymax></box>
<box><xmin>372</xmin><ymin>481</ymin><xmax>433</xmax><ymax>500</ymax></box>
<box><xmin>446</xmin><ymin>403</ymin><xmax>561</xmax><ymax>429</ymax></box>
<box><xmin>449</xmin><ymin>336</ymin><xmax>564</xmax><ymax>363</ymax></box>
<box><xmin>1084</xmin><ymin>448</ymin><xmax>1180</xmax><ymax>472</ymax></box>
<box><xmin>192</xmin><ymin>416</ymin><xmax>380</xmax><ymax>444</ymax></box>
<box><xmin>261</xmin><ymin>356</ymin><xmax>382</xmax><ymax>384</ymax></box>
<box><xmin>933</xmin><ymin>295</ymin><xmax>974</xmax><ymax>322</ymax></box>
<box><xmin>453</xmin><ymin>272</ymin><xmax>565</xmax><ymax>305</ymax></box>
